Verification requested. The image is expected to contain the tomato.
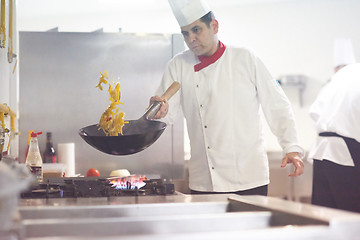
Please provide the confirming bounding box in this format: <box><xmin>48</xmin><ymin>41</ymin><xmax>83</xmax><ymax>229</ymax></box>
<box><xmin>86</xmin><ymin>168</ymin><xmax>100</xmax><ymax>177</ymax></box>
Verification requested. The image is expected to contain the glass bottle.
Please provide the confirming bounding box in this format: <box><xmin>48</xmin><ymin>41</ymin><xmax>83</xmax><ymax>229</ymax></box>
<box><xmin>25</xmin><ymin>130</ymin><xmax>34</xmax><ymax>159</ymax></box>
<box><xmin>25</xmin><ymin>131</ymin><xmax>43</xmax><ymax>181</ymax></box>
<box><xmin>43</xmin><ymin>132</ymin><xmax>56</xmax><ymax>163</ymax></box>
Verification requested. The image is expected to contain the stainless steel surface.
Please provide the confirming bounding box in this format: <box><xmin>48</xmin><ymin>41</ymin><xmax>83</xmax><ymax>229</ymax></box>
<box><xmin>19</xmin><ymin>32</ymin><xmax>185</xmax><ymax>177</ymax></box>
<box><xmin>17</xmin><ymin>194</ymin><xmax>360</xmax><ymax>239</ymax></box>
<box><xmin>23</xmin><ymin>212</ymin><xmax>272</xmax><ymax>238</ymax></box>
<box><xmin>20</xmin><ymin>201</ymin><xmax>229</xmax><ymax>219</ymax></box>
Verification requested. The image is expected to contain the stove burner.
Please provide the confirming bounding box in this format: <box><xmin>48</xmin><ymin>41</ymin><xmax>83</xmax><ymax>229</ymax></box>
<box><xmin>20</xmin><ymin>177</ymin><xmax>174</xmax><ymax>199</ymax></box>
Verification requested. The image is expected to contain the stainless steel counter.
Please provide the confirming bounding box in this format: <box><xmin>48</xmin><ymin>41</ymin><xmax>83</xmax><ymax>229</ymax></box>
<box><xmin>15</xmin><ymin>193</ymin><xmax>360</xmax><ymax>240</ymax></box>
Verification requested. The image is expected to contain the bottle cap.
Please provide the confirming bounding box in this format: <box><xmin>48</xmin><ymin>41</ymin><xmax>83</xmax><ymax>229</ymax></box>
<box><xmin>31</xmin><ymin>131</ymin><xmax>43</xmax><ymax>138</ymax></box>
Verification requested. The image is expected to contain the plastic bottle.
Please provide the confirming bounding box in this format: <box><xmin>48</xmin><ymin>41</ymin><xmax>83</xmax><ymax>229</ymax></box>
<box><xmin>43</xmin><ymin>132</ymin><xmax>56</xmax><ymax>163</ymax></box>
<box><xmin>25</xmin><ymin>131</ymin><xmax>43</xmax><ymax>181</ymax></box>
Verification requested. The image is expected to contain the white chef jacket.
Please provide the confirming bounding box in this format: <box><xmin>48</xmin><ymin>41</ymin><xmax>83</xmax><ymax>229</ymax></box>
<box><xmin>308</xmin><ymin>63</ymin><xmax>360</xmax><ymax>167</ymax></box>
<box><xmin>157</xmin><ymin>45</ymin><xmax>303</xmax><ymax>192</ymax></box>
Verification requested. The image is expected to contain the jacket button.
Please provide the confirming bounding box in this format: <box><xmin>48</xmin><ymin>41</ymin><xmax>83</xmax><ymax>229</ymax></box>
<box><xmin>212</xmin><ymin>167</ymin><xmax>215</xmax><ymax>170</ymax></box>
<box><xmin>207</xmin><ymin>146</ymin><xmax>210</xmax><ymax>149</ymax></box>
<box><xmin>204</xmin><ymin>125</ymin><xmax>207</xmax><ymax>128</ymax></box>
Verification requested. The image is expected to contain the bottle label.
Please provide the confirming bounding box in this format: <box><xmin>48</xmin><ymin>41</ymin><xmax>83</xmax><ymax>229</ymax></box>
<box><xmin>45</xmin><ymin>155</ymin><xmax>57</xmax><ymax>163</ymax></box>
<box><xmin>28</xmin><ymin>165</ymin><xmax>43</xmax><ymax>180</ymax></box>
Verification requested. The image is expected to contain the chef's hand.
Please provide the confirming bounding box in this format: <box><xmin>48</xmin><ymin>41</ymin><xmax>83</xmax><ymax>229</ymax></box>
<box><xmin>281</xmin><ymin>152</ymin><xmax>304</xmax><ymax>177</ymax></box>
<box><xmin>149</xmin><ymin>96</ymin><xmax>169</xmax><ymax>119</ymax></box>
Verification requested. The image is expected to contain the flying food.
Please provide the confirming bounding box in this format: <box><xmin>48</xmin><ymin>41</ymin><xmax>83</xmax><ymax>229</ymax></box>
<box><xmin>96</xmin><ymin>70</ymin><xmax>129</xmax><ymax>136</ymax></box>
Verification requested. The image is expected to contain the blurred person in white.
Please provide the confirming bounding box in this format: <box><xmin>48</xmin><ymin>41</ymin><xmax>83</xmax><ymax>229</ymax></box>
<box><xmin>322</xmin><ymin>38</ymin><xmax>356</xmax><ymax>86</ymax></box>
<box><xmin>150</xmin><ymin>0</ymin><xmax>304</xmax><ymax>196</ymax></box>
<box><xmin>308</xmin><ymin>60</ymin><xmax>360</xmax><ymax>212</ymax></box>
<box><xmin>333</xmin><ymin>38</ymin><xmax>356</xmax><ymax>74</ymax></box>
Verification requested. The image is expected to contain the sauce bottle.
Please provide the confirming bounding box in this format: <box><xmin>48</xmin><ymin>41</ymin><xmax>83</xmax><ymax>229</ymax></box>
<box><xmin>43</xmin><ymin>132</ymin><xmax>56</xmax><ymax>163</ymax></box>
<box><xmin>25</xmin><ymin>130</ymin><xmax>34</xmax><ymax>159</ymax></box>
<box><xmin>25</xmin><ymin>131</ymin><xmax>43</xmax><ymax>181</ymax></box>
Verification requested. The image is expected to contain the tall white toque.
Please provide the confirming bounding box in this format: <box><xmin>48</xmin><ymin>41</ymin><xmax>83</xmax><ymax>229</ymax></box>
<box><xmin>168</xmin><ymin>0</ymin><xmax>211</xmax><ymax>27</ymax></box>
<box><xmin>333</xmin><ymin>38</ymin><xmax>356</xmax><ymax>68</ymax></box>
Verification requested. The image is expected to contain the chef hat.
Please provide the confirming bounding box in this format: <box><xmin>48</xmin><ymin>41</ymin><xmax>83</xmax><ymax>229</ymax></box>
<box><xmin>333</xmin><ymin>38</ymin><xmax>356</xmax><ymax>67</ymax></box>
<box><xmin>168</xmin><ymin>0</ymin><xmax>211</xmax><ymax>27</ymax></box>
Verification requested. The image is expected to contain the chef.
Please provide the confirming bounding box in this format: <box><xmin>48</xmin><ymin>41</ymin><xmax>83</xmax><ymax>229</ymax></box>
<box><xmin>150</xmin><ymin>0</ymin><xmax>304</xmax><ymax>195</ymax></box>
<box><xmin>333</xmin><ymin>38</ymin><xmax>356</xmax><ymax>73</ymax></box>
<box><xmin>308</xmin><ymin>42</ymin><xmax>360</xmax><ymax>212</ymax></box>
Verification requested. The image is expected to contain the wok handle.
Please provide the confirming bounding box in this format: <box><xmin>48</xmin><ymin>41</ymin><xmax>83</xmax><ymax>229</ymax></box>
<box><xmin>144</xmin><ymin>102</ymin><xmax>162</xmax><ymax>120</ymax></box>
<box><xmin>161</xmin><ymin>81</ymin><xmax>181</xmax><ymax>101</ymax></box>
<box><xmin>144</xmin><ymin>82</ymin><xmax>180</xmax><ymax>120</ymax></box>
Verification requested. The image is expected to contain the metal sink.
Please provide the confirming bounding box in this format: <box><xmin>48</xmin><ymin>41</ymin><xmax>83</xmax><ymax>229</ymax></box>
<box><xmin>23</xmin><ymin>211</ymin><xmax>273</xmax><ymax>238</ymax></box>
<box><xmin>21</xmin><ymin>201</ymin><xmax>273</xmax><ymax>238</ymax></box>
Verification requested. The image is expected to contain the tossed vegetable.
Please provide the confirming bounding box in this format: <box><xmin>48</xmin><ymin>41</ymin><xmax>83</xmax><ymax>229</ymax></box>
<box><xmin>96</xmin><ymin>70</ymin><xmax>128</xmax><ymax>136</ymax></box>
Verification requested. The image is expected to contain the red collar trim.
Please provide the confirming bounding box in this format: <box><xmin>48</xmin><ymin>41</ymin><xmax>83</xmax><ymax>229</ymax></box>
<box><xmin>194</xmin><ymin>41</ymin><xmax>226</xmax><ymax>72</ymax></box>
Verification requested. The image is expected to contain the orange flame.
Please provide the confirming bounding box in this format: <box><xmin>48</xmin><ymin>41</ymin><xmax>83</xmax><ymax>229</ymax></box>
<box><xmin>108</xmin><ymin>175</ymin><xmax>147</xmax><ymax>190</ymax></box>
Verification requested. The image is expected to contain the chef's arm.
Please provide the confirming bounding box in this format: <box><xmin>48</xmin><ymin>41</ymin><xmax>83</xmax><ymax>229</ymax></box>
<box><xmin>253</xmin><ymin>55</ymin><xmax>304</xmax><ymax>176</ymax></box>
<box><xmin>150</xmin><ymin>59</ymin><xmax>181</xmax><ymax>123</ymax></box>
<box><xmin>281</xmin><ymin>152</ymin><xmax>304</xmax><ymax>177</ymax></box>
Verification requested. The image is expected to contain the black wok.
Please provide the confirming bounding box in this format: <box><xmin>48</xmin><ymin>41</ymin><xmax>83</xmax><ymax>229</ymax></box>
<box><xmin>79</xmin><ymin>82</ymin><xmax>180</xmax><ymax>156</ymax></box>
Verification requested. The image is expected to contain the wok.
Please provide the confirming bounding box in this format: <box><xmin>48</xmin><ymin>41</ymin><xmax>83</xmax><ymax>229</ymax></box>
<box><xmin>79</xmin><ymin>82</ymin><xmax>180</xmax><ymax>155</ymax></box>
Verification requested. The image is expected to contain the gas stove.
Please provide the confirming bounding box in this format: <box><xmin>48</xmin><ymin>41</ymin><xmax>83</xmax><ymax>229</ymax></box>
<box><xmin>20</xmin><ymin>176</ymin><xmax>175</xmax><ymax>199</ymax></box>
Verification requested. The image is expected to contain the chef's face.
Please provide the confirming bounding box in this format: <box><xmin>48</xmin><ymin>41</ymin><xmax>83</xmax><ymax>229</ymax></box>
<box><xmin>181</xmin><ymin>18</ymin><xmax>219</xmax><ymax>57</ymax></box>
